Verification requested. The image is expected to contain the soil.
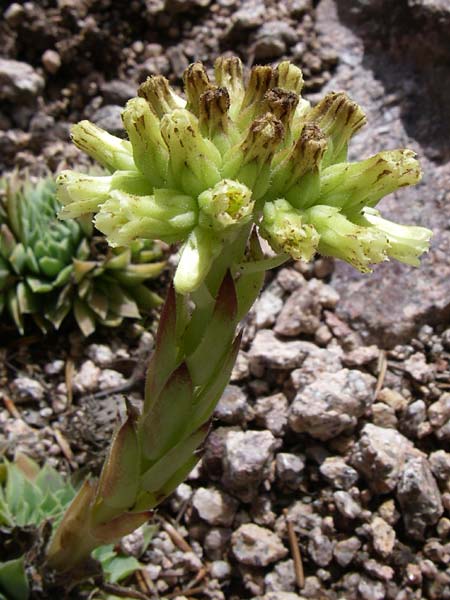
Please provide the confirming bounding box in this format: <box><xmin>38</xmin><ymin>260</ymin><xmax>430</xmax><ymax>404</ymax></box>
<box><xmin>1</xmin><ymin>1</ymin><xmax>450</xmax><ymax>599</ymax></box>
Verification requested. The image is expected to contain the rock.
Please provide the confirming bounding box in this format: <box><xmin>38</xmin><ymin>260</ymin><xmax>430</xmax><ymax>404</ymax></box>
<box><xmin>274</xmin><ymin>279</ymin><xmax>339</xmax><ymax>337</ymax></box>
<box><xmin>166</xmin><ymin>45</ymin><xmax>189</xmax><ymax>79</ymax></box>
<box><xmin>428</xmin><ymin>393</ymin><xmax>450</xmax><ymax>428</ymax></box>
<box><xmin>11</xmin><ymin>377</ymin><xmax>45</xmax><ymax>402</ymax></box>
<box><xmin>371</xmin><ymin>402</ymin><xmax>398</xmax><ymax>429</ymax></box>
<box><xmin>257</xmin><ymin>21</ymin><xmax>298</xmax><ymax>45</ymax></box>
<box><xmin>136</xmin><ymin>55</ymin><xmax>171</xmax><ymax>79</ymax></box>
<box><xmin>289</xmin><ymin>368</ymin><xmax>375</xmax><ymax>441</ymax></box>
<box><xmin>120</xmin><ymin>526</ymin><xmax>148</xmax><ymax>557</ymax></box>
<box><xmin>400</xmin><ymin>399</ymin><xmax>427</xmax><ymax>438</ymax></box>
<box><xmin>101</xmin><ymin>79</ymin><xmax>136</xmax><ymax>104</ymax></box>
<box><xmin>396</xmin><ymin>455</ymin><xmax>443</xmax><ymax>539</ymax></box>
<box><xmin>204</xmin><ymin>527</ymin><xmax>231</xmax><ymax>560</ymax></box>
<box><xmin>333</xmin><ymin>536</ymin><xmax>361</xmax><ymax>567</ymax></box>
<box><xmin>0</xmin><ymin>58</ymin><xmax>44</xmax><ymax>102</ymax></box>
<box><xmin>222</xmin><ymin>430</ymin><xmax>277</xmax><ymax>501</ymax></box>
<box><xmin>289</xmin><ymin>0</ymin><xmax>312</xmax><ymax>16</ymax></box>
<box><xmin>378</xmin><ymin>499</ymin><xmax>400</xmax><ymax>526</ymax></box>
<box><xmin>276</xmin><ymin>268</ymin><xmax>305</xmax><ymax>292</ymax></box>
<box><xmin>248</xmin><ymin>329</ymin><xmax>312</xmax><ymax>370</ymax></box>
<box><xmin>283</xmin><ymin>501</ymin><xmax>322</xmax><ymax>537</ymax></box>
<box><xmin>230</xmin><ymin>351</ymin><xmax>250</xmax><ymax>382</ymax></box>
<box><xmin>319</xmin><ymin>456</ymin><xmax>359</xmax><ymax>489</ymax></box>
<box><xmin>252</xmin><ymin>281</ymin><xmax>284</xmax><ymax>329</ymax></box>
<box><xmin>254</xmin><ymin>36</ymin><xmax>286</xmax><ymax>61</ymax></box>
<box><xmin>4</xmin><ymin>3</ymin><xmax>25</xmax><ymax>25</ymax></box>
<box><xmin>86</xmin><ymin>344</ymin><xmax>114</xmax><ymax>367</ymax></box>
<box><xmin>308</xmin><ymin>528</ymin><xmax>334</xmax><ymax>566</ymax></box>
<box><xmin>357</xmin><ymin>577</ymin><xmax>386</xmax><ymax>600</ymax></box>
<box><xmin>429</xmin><ymin>450</ymin><xmax>450</xmax><ymax>487</ymax></box>
<box><xmin>44</xmin><ymin>360</ymin><xmax>65</xmax><ymax>376</ymax></box>
<box><xmin>276</xmin><ymin>453</ymin><xmax>305</xmax><ymax>487</ymax></box>
<box><xmin>203</xmin><ymin>426</ymin><xmax>237</xmax><ymax>480</ymax></box>
<box><xmin>265</xmin><ymin>559</ymin><xmax>296</xmax><ymax>592</ymax></box>
<box><xmin>251</xmin><ymin>495</ymin><xmax>276</xmax><ymax>528</ymax></box>
<box><xmin>214</xmin><ymin>385</ymin><xmax>249</xmax><ymax>425</ymax></box>
<box><xmin>376</xmin><ymin>388</ymin><xmax>408</xmax><ymax>412</ymax></box>
<box><xmin>437</xmin><ymin>517</ymin><xmax>450</xmax><ymax>539</ymax></box>
<box><xmin>192</xmin><ymin>487</ymin><xmax>238</xmax><ymax>527</ymax></box>
<box><xmin>227</xmin><ymin>0</ymin><xmax>265</xmax><ymax>34</ymax></box>
<box><xmin>403</xmin><ymin>352</ymin><xmax>435</xmax><ymax>382</ymax></box>
<box><xmin>254</xmin><ymin>393</ymin><xmax>288</xmax><ymax>436</ymax></box>
<box><xmin>231</xmin><ymin>523</ymin><xmax>287</xmax><ymax>567</ymax></box>
<box><xmin>91</xmin><ymin>105</ymin><xmax>125</xmax><ymax>136</ymax></box>
<box><xmin>370</xmin><ymin>516</ymin><xmax>396</xmax><ymax>558</ymax></box>
<box><xmin>42</xmin><ymin>49</ymin><xmax>61</xmax><ymax>74</ymax></box>
<box><xmin>289</xmin><ymin>345</ymin><xmax>343</xmax><ymax>391</ymax></box>
<box><xmin>343</xmin><ymin>345</ymin><xmax>379</xmax><ymax>367</ymax></box>
<box><xmin>364</xmin><ymin>559</ymin><xmax>394</xmax><ymax>581</ymax></box>
<box><xmin>333</xmin><ymin>491</ymin><xmax>362</xmax><ymax>519</ymax></box>
<box><xmin>351</xmin><ymin>424</ymin><xmax>415</xmax><ymax>493</ymax></box>
<box><xmin>209</xmin><ymin>560</ymin><xmax>231</xmax><ymax>580</ymax></box>
<box><xmin>98</xmin><ymin>369</ymin><xmax>126</xmax><ymax>390</ymax></box>
<box><xmin>72</xmin><ymin>360</ymin><xmax>100</xmax><ymax>394</ymax></box>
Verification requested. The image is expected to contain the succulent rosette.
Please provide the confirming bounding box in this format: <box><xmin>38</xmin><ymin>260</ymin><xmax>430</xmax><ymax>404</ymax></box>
<box><xmin>0</xmin><ymin>175</ymin><xmax>165</xmax><ymax>335</ymax></box>
<box><xmin>57</xmin><ymin>57</ymin><xmax>431</xmax><ymax>295</ymax></box>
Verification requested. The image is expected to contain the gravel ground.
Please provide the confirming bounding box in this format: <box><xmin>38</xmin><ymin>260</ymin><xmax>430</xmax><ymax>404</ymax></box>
<box><xmin>1</xmin><ymin>1</ymin><xmax>450</xmax><ymax>599</ymax></box>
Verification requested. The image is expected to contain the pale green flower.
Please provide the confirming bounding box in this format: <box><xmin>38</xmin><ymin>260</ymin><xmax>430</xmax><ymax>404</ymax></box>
<box><xmin>58</xmin><ymin>56</ymin><xmax>431</xmax><ymax>291</ymax></box>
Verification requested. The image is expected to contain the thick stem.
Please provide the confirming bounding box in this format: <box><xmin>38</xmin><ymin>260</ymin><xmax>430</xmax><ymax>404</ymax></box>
<box><xmin>46</xmin><ymin>229</ymin><xmax>265</xmax><ymax>574</ymax></box>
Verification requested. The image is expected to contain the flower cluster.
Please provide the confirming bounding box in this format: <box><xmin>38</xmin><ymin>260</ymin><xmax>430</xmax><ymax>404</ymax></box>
<box><xmin>58</xmin><ymin>57</ymin><xmax>431</xmax><ymax>293</ymax></box>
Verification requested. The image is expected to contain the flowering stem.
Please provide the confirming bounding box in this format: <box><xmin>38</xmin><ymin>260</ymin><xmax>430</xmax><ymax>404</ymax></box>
<box><xmin>48</xmin><ymin>55</ymin><xmax>431</xmax><ymax>577</ymax></box>
<box><xmin>46</xmin><ymin>229</ymin><xmax>264</xmax><ymax>573</ymax></box>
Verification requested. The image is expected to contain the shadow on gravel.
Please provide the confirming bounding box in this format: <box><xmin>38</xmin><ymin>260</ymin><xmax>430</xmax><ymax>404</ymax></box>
<box><xmin>335</xmin><ymin>0</ymin><xmax>450</xmax><ymax>164</ymax></box>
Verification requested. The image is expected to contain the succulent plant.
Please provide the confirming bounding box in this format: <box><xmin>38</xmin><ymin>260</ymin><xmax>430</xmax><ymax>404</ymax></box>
<box><xmin>48</xmin><ymin>57</ymin><xmax>431</xmax><ymax>574</ymax></box>
<box><xmin>0</xmin><ymin>175</ymin><xmax>165</xmax><ymax>336</ymax></box>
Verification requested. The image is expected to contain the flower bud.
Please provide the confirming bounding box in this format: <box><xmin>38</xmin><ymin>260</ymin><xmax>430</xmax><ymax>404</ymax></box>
<box><xmin>356</xmin><ymin>207</ymin><xmax>432</xmax><ymax>266</ymax></box>
<box><xmin>138</xmin><ymin>75</ymin><xmax>186</xmax><ymax>118</ymax></box>
<box><xmin>70</xmin><ymin>121</ymin><xmax>136</xmax><ymax>171</ymax></box>
<box><xmin>160</xmin><ymin>109</ymin><xmax>222</xmax><ymax>197</ymax></box>
<box><xmin>274</xmin><ymin>61</ymin><xmax>304</xmax><ymax>94</ymax></box>
<box><xmin>198</xmin><ymin>87</ymin><xmax>240</xmax><ymax>154</ymax></box>
<box><xmin>260</xmin><ymin>199</ymin><xmax>319</xmax><ymax>261</ymax></box>
<box><xmin>319</xmin><ymin>149</ymin><xmax>422</xmax><ymax>213</ymax></box>
<box><xmin>57</xmin><ymin>171</ymin><xmax>113</xmax><ymax>217</ymax></box>
<box><xmin>122</xmin><ymin>97</ymin><xmax>169</xmax><ymax>186</ymax></box>
<box><xmin>304</xmin><ymin>204</ymin><xmax>389</xmax><ymax>272</ymax></box>
<box><xmin>183</xmin><ymin>62</ymin><xmax>212</xmax><ymax>117</ymax></box>
<box><xmin>222</xmin><ymin>113</ymin><xmax>284</xmax><ymax>199</ymax></box>
<box><xmin>262</xmin><ymin>87</ymin><xmax>299</xmax><ymax>132</ymax></box>
<box><xmin>174</xmin><ymin>226</ymin><xmax>222</xmax><ymax>294</ymax></box>
<box><xmin>94</xmin><ymin>189</ymin><xmax>197</xmax><ymax>246</ymax></box>
<box><xmin>269</xmin><ymin>123</ymin><xmax>327</xmax><ymax>205</ymax></box>
<box><xmin>237</xmin><ymin>65</ymin><xmax>275</xmax><ymax>129</ymax></box>
<box><xmin>198</xmin><ymin>179</ymin><xmax>254</xmax><ymax>232</ymax></box>
<box><xmin>57</xmin><ymin>170</ymin><xmax>152</xmax><ymax>219</ymax></box>
<box><xmin>305</xmin><ymin>92</ymin><xmax>367</xmax><ymax>165</ymax></box>
<box><xmin>214</xmin><ymin>56</ymin><xmax>245</xmax><ymax>120</ymax></box>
